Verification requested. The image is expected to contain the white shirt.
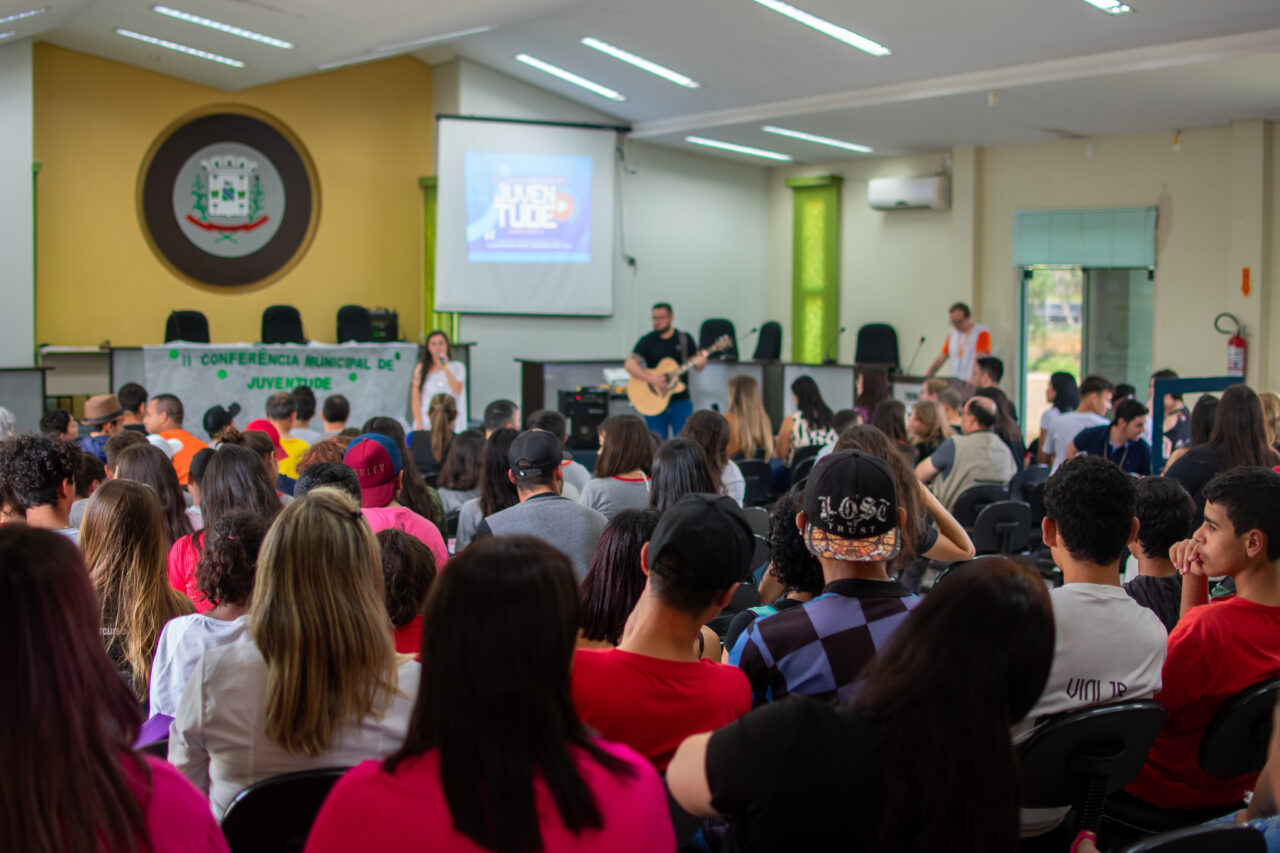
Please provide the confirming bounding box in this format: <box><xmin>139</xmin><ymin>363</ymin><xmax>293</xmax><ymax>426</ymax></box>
<box><xmin>721</xmin><ymin>460</ymin><xmax>745</xmax><ymax>506</ymax></box>
<box><xmin>1042</xmin><ymin>411</ymin><xmax>1109</xmax><ymax>471</ymax></box>
<box><xmin>149</xmin><ymin>613</ymin><xmax>250</xmax><ymax>718</ymax></box>
<box><xmin>169</xmin><ymin>641</ymin><xmax>420</xmax><ymax>818</ymax></box>
<box><xmin>943</xmin><ymin>323</ymin><xmax>991</xmax><ymax>381</ymax></box>
<box><xmin>1039</xmin><ymin>406</ymin><xmax>1062</xmax><ymax>432</ymax></box>
<box><xmin>418</xmin><ymin>362</ymin><xmax>467</xmax><ymax>433</ymax></box>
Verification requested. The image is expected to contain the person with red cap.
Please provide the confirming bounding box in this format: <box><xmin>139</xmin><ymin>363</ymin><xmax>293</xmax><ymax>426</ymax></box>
<box><xmin>344</xmin><ymin>434</ymin><xmax>448</xmax><ymax>571</ymax></box>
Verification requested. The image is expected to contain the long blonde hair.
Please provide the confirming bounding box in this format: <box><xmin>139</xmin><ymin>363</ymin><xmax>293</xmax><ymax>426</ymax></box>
<box><xmin>1260</xmin><ymin>392</ymin><xmax>1280</xmax><ymax>446</ymax></box>
<box><xmin>910</xmin><ymin>400</ymin><xmax>954</xmax><ymax>447</ymax></box>
<box><xmin>251</xmin><ymin>487</ymin><xmax>398</xmax><ymax>756</ymax></box>
<box><xmin>81</xmin><ymin>479</ymin><xmax>193</xmax><ymax>701</ymax></box>
<box><xmin>727</xmin><ymin>375</ymin><xmax>773</xmax><ymax>459</ymax></box>
<box><xmin>428</xmin><ymin>393</ymin><xmax>457</xmax><ymax>462</ymax></box>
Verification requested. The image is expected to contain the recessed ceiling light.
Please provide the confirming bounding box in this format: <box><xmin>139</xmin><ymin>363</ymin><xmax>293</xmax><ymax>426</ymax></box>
<box><xmin>375</xmin><ymin>26</ymin><xmax>492</xmax><ymax>53</ymax></box>
<box><xmin>685</xmin><ymin>136</ymin><xmax>792</xmax><ymax>161</ymax></box>
<box><xmin>762</xmin><ymin>125</ymin><xmax>873</xmax><ymax>153</ymax></box>
<box><xmin>1079</xmin><ymin>0</ymin><xmax>1134</xmax><ymax>13</ymax></box>
<box><xmin>580</xmin><ymin>37</ymin><xmax>700</xmax><ymax>89</ymax></box>
<box><xmin>114</xmin><ymin>28</ymin><xmax>245</xmax><ymax>67</ymax></box>
<box><xmin>750</xmin><ymin>0</ymin><xmax>890</xmax><ymax>57</ymax></box>
<box><xmin>151</xmin><ymin>6</ymin><xmax>292</xmax><ymax>48</ymax></box>
<box><xmin>515</xmin><ymin>53</ymin><xmax>625</xmax><ymax>102</ymax></box>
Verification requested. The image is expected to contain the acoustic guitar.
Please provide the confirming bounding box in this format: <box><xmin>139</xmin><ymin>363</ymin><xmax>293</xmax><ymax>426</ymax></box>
<box><xmin>626</xmin><ymin>335</ymin><xmax>732</xmax><ymax>416</ymax></box>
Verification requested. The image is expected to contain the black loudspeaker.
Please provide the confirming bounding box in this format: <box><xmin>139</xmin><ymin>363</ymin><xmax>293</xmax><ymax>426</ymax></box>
<box><xmin>559</xmin><ymin>388</ymin><xmax>608</xmax><ymax>450</ymax></box>
<box><xmin>368</xmin><ymin>308</ymin><xmax>399</xmax><ymax>342</ymax></box>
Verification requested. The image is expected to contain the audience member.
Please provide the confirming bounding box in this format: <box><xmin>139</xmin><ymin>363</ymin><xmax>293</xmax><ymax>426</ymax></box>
<box><xmin>0</xmin><ymin>433</ymin><xmax>80</xmax><ymax>538</ymax></box>
<box><xmin>69</xmin><ymin>450</ymin><xmax>107</xmax><ymax>527</ymax></box>
<box><xmin>482</xmin><ymin>398</ymin><xmax>520</xmax><ymax>437</ymax></box>
<box><xmin>455</xmin><ymin>428</ymin><xmax>519</xmax><ymax>551</ymax></box>
<box><xmin>725</xmin><ymin>374</ymin><xmax>773</xmax><ymax>460</ymax></box>
<box><xmin>170</xmin><ymin>488</ymin><xmax>421</xmax><ymax>818</ymax></box>
<box><xmin>729</xmin><ymin>450</ymin><xmax>918</xmax><ymax>705</ymax></box>
<box><xmin>682</xmin><ymin>409</ymin><xmax>743</xmax><ymax>505</ymax></box>
<box><xmin>117</xmin><ymin>381</ymin><xmax>150</xmax><ymax>433</ymax></box>
<box><xmin>143</xmin><ymin>394</ymin><xmax>210</xmax><ymax>485</ymax></box>
<box><xmin>263</xmin><ymin>391</ymin><xmax>309</xmax><ymax>479</ymax></box>
<box><xmin>1147</xmin><ymin>368</ymin><xmax>1192</xmax><ymax>458</ymax></box>
<box><xmin>41</xmin><ymin>407</ymin><xmax>77</xmax><ymax>441</ymax></box>
<box><xmin>974</xmin><ymin>355</ymin><xmax>1004</xmax><ymax>389</ymax></box>
<box><xmin>294</xmin><ymin>434</ymin><xmax>354</xmax><ymax>475</ymax></box>
<box><xmin>473</xmin><ymin>430</ymin><xmax>608</xmax><ymax>580</ymax></box>
<box><xmin>579</xmin><ymin>414</ymin><xmax>653</xmax><ymax>520</ymax></box>
<box><xmin>78</xmin><ymin>394</ymin><xmax>127</xmax><ymax>461</ymax></box>
<box><xmin>1014</xmin><ymin>455</ymin><xmax>1165</xmax><ymax>839</ymax></box>
<box><xmin>816</xmin><ymin>407</ymin><xmax>865</xmax><ymax>460</ymax></box>
<box><xmin>648</xmin><ymin>437</ymin><xmax>717</xmax><ymax>513</ymax></box>
<box><xmin>1040</xmin><ymin>374</ymin><xmax>1113</xmax><ymax>471</ymax></box>
<box><xmin>1124</xmin><ymin>476</ymin><xmax>1195</xmax><ymax>632</ymax></box>
<box><xmin>916</xmin><ymin>397</ymin><xmax>1017</xmax><ymax>513</ymax></box>
<box><xmin>410</xmin><ymin>329</ymin><xmax>467</xmax><ymax>433</ymax></box>
<box><xmin>321</xmin><ymin>393</ymin><xmax>350</xmax><ymax>436</ymax></box>
<box><xmin>104</xmin><ymin>428</ymin><xmax>148</xmax><ymax>475</ymax></box>
<box><xmin>149</xmin><ymin>511</ymin><xmax>265</xmax><ymax>719</ymax></box>
<box><xmin>668</xmin><ymin>557</ymin><xmax>1054</xmax><ymax>853</ymax></box>
<box><xmin>186</xmin><ymin>447</ymin><xmax>215</xmax><ymax>512</ymax></box>
<box><xmin>362</xmin><ymin>416</ymin><xmax>445</xmax><ymax>529</ymax></box>
<box><xmin>1165</xmin><ymin>393</ymin><xmax>1218</xmax><ymax>469</ymax></box>
<box><xmin>973</xmin><ymin>385</ymin><xmax>1026</xmax><ymax>470</ymax></box>
<box><xmin>344</xmin><ymin>434</ymin><xmax>449</xmax><ymax>570</ymax></box>
<box><xmin>853</xmin><ymin>367</ymin><xmax>890</xmax><ymax>424</ymax></box>
<box><xmin>527</xmin><ymin>408</ymin><xmax>592</xmax><ymax>494</ymax></box>
<box><xmin>908</xmin><ymin>399</ymin><xmax>953</xmax><ymax>463</ymax></box>
<box><xmin>305</xmin><ymin>536</ymin><xmax>672</xmax><ymax>853</ymax></box>
<box><xmin>435</xmin><ymin>428</ymin><xmax>484</xmax><ymax>514</ymax></box>
<box><xmin>775</xmin><ymin>375</ymin><xmax>837</xmax><ymax>463</ymax></box>
<box><xmin>290</xmin><ymin>386</ymin><xmax>323</xmax><ymax>445</ymax></box>
<box><xmin>1113</xmin><ymin>382</ymin><xmax>1136</xmax><ymax>407</ymax></box>
<box><xmin>0</xmin><ymin>524</ymin><xmax>226</xmax><ymax>852</ymax></box>
<box><xmin>1067</xmin><ymin>398</ymin><xmax>1152</xmax><ymax>476</ymax></box>
<box><xmin>231</xmin><ymin>427</ymin><xmax>292</xmax><ymax>497</ymax></box>
<box><xmin>937</xmin><ymin>386</ymin><xmax>964</xmax><ymax>431</ymax></box>
<box><xmin>201</xmin><ymin>403</ymin><xmax>240</xmax><ymax>445</ymax></box>
<box><xmin>114</xmin><ymin>443</ymin><xmax>198</xmax><ymax>542</ymax></box>
<box><xmin>408</xmin><ymin>393</ymin><xmax>456</xmax><ymax>481</ymax></box>
<box><xmin>918</xmin><ymin>377</ymin><xmax>949</xmax><ymax>401</ymax></box>
<box><xmin>871</xmin><ymin>399</ymin><xmax>911</xmax><ymax>457</ymax></box>
<box><xmin>294</xmin><ymin>460</ymin><xmax>361</xmax><ymax>501</ymax></box>
<box><xmin>1125</xmin><ymin>467</ymin><xmax>1280</xmax><ymax>811</ymax></box>
<box><xmin>572</xmin><ymin>494</ymin><xmax>752</xmax><ymax>770</ymax></box>
<box><xmin>377</xmin><ymin>528</ymin><xmax>437</xmax><ymax>655</ymax></box>
<box><xmin>1038</xmin><ymin>371</ymin><xmax>1080</xmax><ymax>454</ymax></box>
<box><xmin>579</xmin><ymin>508</ymin><xmax>662</xmax><ymax>648</ymax></box>
<box><xmin>82</xmin><ymin>479</ymin><xmax>194</xmax><ymax>703</ymax></box>
<box><xmin>0</xmin><ymin>473</ymin><xmax>22</xmax><ymax>524</ymax></box>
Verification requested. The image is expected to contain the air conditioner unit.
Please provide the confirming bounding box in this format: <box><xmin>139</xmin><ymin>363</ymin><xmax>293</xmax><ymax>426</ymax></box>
<box><xmin>868</xmin><ymin>175</ymin><xmax>950</xmax><ymax>211</ymax></box>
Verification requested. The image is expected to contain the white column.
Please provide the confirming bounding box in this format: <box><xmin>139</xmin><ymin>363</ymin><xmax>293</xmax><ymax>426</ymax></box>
<box><xmin>0</xmin><ymin>40</ymin><xmax>34</xmax><ymax>367</ymax></box>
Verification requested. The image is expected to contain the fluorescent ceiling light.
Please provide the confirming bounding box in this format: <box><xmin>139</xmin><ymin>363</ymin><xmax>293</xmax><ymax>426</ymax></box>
<box><xmin>685</xmin><ymin>136</ymin><xmax>792</xmax><ymax>161</ymax></box>
<box><xmin>376</xmin><ymin>26</ymin><xmax>492</xmax><ymax>53</ymax></box>
<box><xmin>515</xmin><ymin>53</ymin><xmax>625</xmax><ymax>101</ymax></box>
<box><xmin>0</xmin><ymin>31</ymin><xmax>16</xmax><ymax>39</ymax></box>
<box><xmin>1079</xmin><ymin>0</ymin><xmax>1134</xmax><ymax>13</ymax></box>
<box><xmin>750</xmin><ymin>0</ymin><xmax>890</xmax><ymax>57</ymax></box>
<box><xmin>0</xmin><ymin>7</ymin><xmax>46</xmax><ymax>25</ymax></box>
<box><xmin>580</xmin><ymin>37</ymin><xmax>699</xmax><ymax>89</ymax></box>
<box><xmin>762</xmin><ymin>125</ymin><xmax>872</xmax><ymax>153</ymax></box>
<box><xmin>114</xmin><ymin>28</ymin><xmax>245</xmax><ymax>67</ymax></box>
<box><xmin>151</xmin><ymin>6</ymin><xmax>292</xmax><ymax>48</ymax></box>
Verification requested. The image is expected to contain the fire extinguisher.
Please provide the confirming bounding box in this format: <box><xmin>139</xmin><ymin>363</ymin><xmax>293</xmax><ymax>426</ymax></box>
<box><xmin>1215</xmin><ymin>313</ymin><xmax>1246</xmax><ymax>377</ymax></box>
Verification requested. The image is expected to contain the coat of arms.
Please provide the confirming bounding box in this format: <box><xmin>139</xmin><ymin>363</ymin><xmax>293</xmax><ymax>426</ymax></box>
<box><xmin>187</xmin><ymin>154</ymin><xmax>268</xmax><ymax>242</ymax></box>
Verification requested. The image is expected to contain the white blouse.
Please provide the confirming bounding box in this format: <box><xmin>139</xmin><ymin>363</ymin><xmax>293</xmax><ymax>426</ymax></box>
<box><xmin>418</xmin><ymin>362</ymin><xmax>467</xmax><ymax>433</ymax></box>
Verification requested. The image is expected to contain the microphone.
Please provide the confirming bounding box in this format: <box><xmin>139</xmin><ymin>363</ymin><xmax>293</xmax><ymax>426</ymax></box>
<box><xmin>904</xmin><ymin>336</ymin><xmax>927</xmax><ymax>375</ymax></box>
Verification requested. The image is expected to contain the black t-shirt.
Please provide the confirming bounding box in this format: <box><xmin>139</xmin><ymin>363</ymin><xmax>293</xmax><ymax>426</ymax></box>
<box><xmin>632</xmin><ymin>330</ymin><xmax>697</xmax><ymax>403</ymax></box>
<box><xmin>706</xmin><ymin>695</ymin><xmax>885</xmax><ymax>853</ymax></box>
<box><xmin>1164</xmin><ymin>444</ymin><xmax>1228</xmax><ymax>522</ymax></box>
<box><xmin>722</xmin><ymin>596</ymin><xmax>806</xmax><ymax>653</ymax></box>
<box><xmin>1123</xmin><ymin>574</ymin><xmax>1182</xmax><ymax>634</ymax></box>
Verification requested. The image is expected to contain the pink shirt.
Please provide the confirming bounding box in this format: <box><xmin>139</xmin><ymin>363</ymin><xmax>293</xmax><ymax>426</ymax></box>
<box><xmin>362</xmin><ymin>506</ymin><xmax>449</xmax><ymax>570</ymax></box>
<box><xmin>303</xmin><ymin>740</ymin><xmax>672</xmax><ymax>853</ymax></box>
<box><xmin>167</xmin><ymin>532</ymin><xmax>212</xmax><ymax>613</ymax></box>
<box><xmin>126</xmin><ymin>754</ymin><xmax>228</xmax><ymax>852</ymax></box>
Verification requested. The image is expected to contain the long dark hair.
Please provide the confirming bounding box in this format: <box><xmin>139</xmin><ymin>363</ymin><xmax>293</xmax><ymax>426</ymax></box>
<box><xmin>479</xmin><ymin>428</ymin><xmax>520</xmax><ymax>517</ymax></box>
<box><xmin>851</xmin><ymin>557</ymin><xmax>1055</xmax><ymax>853</ymax></box>
<box><xmin>113</xmin><ymin>443</ymin><xmax>194</xmax><ymax>546</ymax></box>
<box><xmin>680</xmin><ymin>410</ymin><xmax>728</xmax><ymax>494</ymax></box>
<box><xmin>648</xmin><ymin>439</ymin><xmax>716</xmax><ymax>512</ymax></box>
<box><xmin>871</xmin><ymin>400</ymin><xmax>909</xmax><ymax>449</ymax></box>
<box><xmin>1188</xmin><ymin>394</ymin><xmax>1219</xmax><ymax>447</ymax></box>
<box><xmin>594</xmin><ymin>414</ymin><xmax>653</xmax><ymax>478</ymax></box>
<box><xmin>834</xmin><ymin>425</ymin><xmax>922</xmax><ymax>569</ymax></box>
<box><xmin>386</xmin><ymin>537</ymin><xmax>635</xmax><ymax>853</ymax></box>
<box><xmin>201</xmin><ymin>444</ymin><xmax>283</xmax><ymax>536</ymax></box>
<box><xmin>1049</xmin><ymin>372</ymin><xmax>1080</xmax><ymax>413</ymax></box>
<box><xmin>417</xmin><ymin>330</ymin><xmax>451</xmax><ymax>388</ymax></box>
<box><xmin>855</xmin><ymin>368</ymin><xmax>890</xmax><ymax>417</ymax></box>
<box><xmin>792</xmin><ymin>375</ymin><xmax>834</xmax><ymax>431</ymax></box>
<box><xmin>0</xmin><ymin>525</ymin><xmax>150</xmax><ymax>853</ymax></box>
<box><xmin>579</xmin><ymin>509</ymin><xmax>661</xmax><ymax>645</ymax></box>
<box><xmin>1208</xmin><ymin>384</ymin><xmax>1279</xmax><ymax>469</ymax></box>
<box><xmin>438</xmin><ymin>428</ymin><xmax>485</xmax><ymax>491</ymax></box>
<box><xmin>363</xmin><ymin>417</ymin><xmax>443</xmax><ymax>528</ymax></box>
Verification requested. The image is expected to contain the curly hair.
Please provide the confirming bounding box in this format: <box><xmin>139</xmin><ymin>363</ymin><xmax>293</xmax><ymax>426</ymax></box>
<box><xmin>0</xmin><ymin>434</ymin><xmax>80</xmax><ymax>508</ymax></box>
<box><xmin>767</xmin><ymin>489</ymin><xmax>824</xmax><ymax>595</ymax></box>
<box><xmin>195</xmin><ymin>511</ymin><xmax>267</xmax><ymax>607</ymax></box>
<box><xmin>1133</xmin><ymin>477</ymin><xmax>1195</xmax><ymax>560</ymax></box>
<box><xmin>1043</xmin><ymin>455</ymin><xmax>1136</xmax><ymax>566</ymax></box>
<box><xmin>377</xmin><ymin>528</ymin><xmax>437</xmax><ymax>628</ymax></box>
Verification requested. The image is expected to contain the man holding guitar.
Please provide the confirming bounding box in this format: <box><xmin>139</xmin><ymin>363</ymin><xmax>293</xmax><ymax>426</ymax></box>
<box><xmin>625</xmin><ymin>302</ymin><xmax>707</xmax><ymax>438</ymax></box>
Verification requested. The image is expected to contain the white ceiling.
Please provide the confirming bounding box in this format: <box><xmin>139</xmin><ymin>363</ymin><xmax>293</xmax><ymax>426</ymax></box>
<box><xmin>8</xmin><ymin>0</ymin><xmax>1280</xmax><ymax>163</ymax></box>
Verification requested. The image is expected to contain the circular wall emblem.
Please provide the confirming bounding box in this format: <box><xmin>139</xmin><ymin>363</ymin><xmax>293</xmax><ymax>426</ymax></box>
<box><xmin>138</xmin><ymin>105</ymin><xmax>320</xmax><ymax>289</ymax></box>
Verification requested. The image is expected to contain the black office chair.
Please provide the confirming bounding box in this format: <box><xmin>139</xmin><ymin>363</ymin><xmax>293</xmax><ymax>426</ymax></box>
<box><xmin>1010</xmin><ymin>464</ymin><xmax>1051</xmax><ymax>503</ymax></box>
<box><xmin>262</xmin><ymin>305</ymin><xmax>306</xmax><ymax>344</ymax></box>
<box><xmin>139</xmin><ymin>737</ymin><xmax>169</xmax><ymax>759</ymax></box>
<box><xmin>737</xmin><ymin>459</ymin><xmax>773</xmax><ymax>507</ymax></box>
<box><xmin>220</xmin><ymin>767</ymin><xmax>347</xmax><ymax>853</ymax></box>
<box><xmin>1020</xmin><ymin>700</ymin><xmax>1167</xmax><ymax>840</ymax></box>
<box><xmin>854</xmin><ymin>323</ymin><xmax>899</xmax><ymax>371</ymax></box>
<box><xmin>752</xmin><ymin>321</ymin><xmax>782</xmax><ymax>361</ymax></box>
<box><xmin>164</xmin><ymin>310</ymin><xmax>210</xmax><ymax>343</ymax></box>
<box><xmin>740</xmin><ymin>506</ymin><xmax>771</xmax><ymax>538</ymax></box>
<box><xmin>950</xmin><ymin>484</ymin><xmax>1010</xmax><ymax>528</ymax></box>
<box><xmin>336</xmin><ymin>305</ymin><xmax>374</xmax><ymax>343</ymax></box>
<box><xmin>1121</xmin><ymin>823</ymin><xmax>1266</xmax><ymax>853</ymax></box>
<box><xmin>791</xmin><ymin>456</ymin><xmax>817</xmax><ymax>487</ymax></box>
<box><xmin>971</xmin><ymin>500</ymin><xmax>1033</xmax><ymax>555</ymax></box>
<box><xmin>445</xmin><ymin>509</ymin><xmax>460</xmax><ymax>539</ymax></box>
<box><xmin>699</xmin><ymin>318</ymin><xmax>738</xmax><ymax>360</ymax></box>
<box><xmin>790</xmin><ymin>444</ymin><xmax>823</xmax><ymax>472</ymax></box>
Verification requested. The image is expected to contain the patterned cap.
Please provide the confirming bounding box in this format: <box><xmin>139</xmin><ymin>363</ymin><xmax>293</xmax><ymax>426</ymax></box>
<box><xmin>802</xmin><ymin>450</ymin><xmax>900</xmax><ymax>562</ymax></box>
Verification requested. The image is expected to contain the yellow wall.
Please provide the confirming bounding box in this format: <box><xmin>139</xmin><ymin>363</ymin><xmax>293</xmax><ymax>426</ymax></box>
<box><xmin>33</xmin><ymin>44</ymin><xmax>432</xmax><ymax>346</ymax></box>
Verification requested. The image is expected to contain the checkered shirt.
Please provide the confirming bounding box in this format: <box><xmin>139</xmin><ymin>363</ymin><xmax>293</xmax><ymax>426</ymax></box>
<box><xmin>728</xmin><ymin>578</ymin><xmax>920</xmax><ymax>706</ymax></box>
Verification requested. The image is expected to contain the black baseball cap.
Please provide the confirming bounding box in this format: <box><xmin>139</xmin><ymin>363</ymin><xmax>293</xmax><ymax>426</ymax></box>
<box><xmin>802</xmin><ymin>450</ymin><xmax>901</xmax><ymax>562</ymax></box>
<box><xmin>202</xmin><ymin>403</ymin><xmax>241</xmax><ymax>438</ymax></box>
<box><xmin>647</xmin><ymin>493</ymin><xmax>760</xmax><ymax>589</ymax></box>
<box><xmin>508</xmin><ymin>429</ymin><xmax>564</xmax><ymax>479</ymax></box>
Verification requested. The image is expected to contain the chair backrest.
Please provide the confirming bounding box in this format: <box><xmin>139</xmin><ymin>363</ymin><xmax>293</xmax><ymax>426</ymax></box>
<box><xmin>1019</xmin><ymin>700</ymin><xmax>1166</xmax><ymax>827</ymax></box>
<box><xmin>740</xmin><ymin>505</ymin><xmax>771</xmax><ymax>537</ymax></box>
<box><xmin>165</xmin><ymin>310</ymin><xmax>210</xmax><ymax>343</ymax></box>
<box><xmin>445</xmin><ymin>509</ymin><xmax>460</xmax><ymax>538</ymax></box>
<box><xmin>699</xmin><ymin>318</ymin><xmax>738</xmax><ymax>360</ymax></box>
<box><xmin>971</xmin><ymin>500</ymin><xmax>1033</xmax><ymax>555</ymax></box>
<box><xmin>790</xmin><ymin>443</ymin><xmax>823</xmax><ymax>471</ymax></box>
<box><xmin>951</xmin><ymin>484</ymin><xmax>1010</xmax><ymax>528</ymax></box>
<box><xmin>1009</xmin><ymin>464</ymin><xmax>1051</xmax><ymax>503</ymax></box>
<box><xmin>1122</xmin><ymin>823</ymin><xmax>1267</xmax><ymax>853</ymax></box>
<box><xmin>336</xmin><ymin>304</ymin><xmax>374</xmax><ymax>343</ymax></box>
<box><xmin>791</xmin><ymin>456</ymin><xmax>817</xmax><ymax>487</ymax></box>
<box><xmin>752</xmin><ymin>321</ymin><xmax>782</xmax><ymax>361</ymax></box>
<box><xmin>1199</xmin><ymin>676</ymin><xmax>1280</xmax><ymax>778</ymax></box>
<box><xmin>262</xmin><ymin>305</ymin><xmax>306</xmax><ymax>344</ymax></box>
<box><xmin>854</xmin><ymin>323</ymin><xmax>899</xmax><ymax>369</ymax></box>
<box><xmin>220</xmin><ymin>767</ymin><xmax>347</xmax><ymax>853</ymax></box>
<box><xmin>737</xmin><ymin>459</ymin><xmax>773</xmax><ymax>507</ymax></box>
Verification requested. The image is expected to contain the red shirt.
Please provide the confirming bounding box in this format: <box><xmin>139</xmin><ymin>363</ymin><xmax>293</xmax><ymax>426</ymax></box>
<box><xmin>571</xmin><ymin>647</ymin><xmax>751</xmax><ymax>771</ymax></box>
<box><xmin>1127</xmin><ymin>594</ymin><xmax>1280</xmax><ymax>808</ymax></box>
<box><xmin>167</xmin><ymin>532</ymin><xmax>211</xmax><ymax>613</ymax></box>
<box><xmin>393</xmin><ymin>615</ymin><xmax>423</xmax><ymax>657</ymax></box>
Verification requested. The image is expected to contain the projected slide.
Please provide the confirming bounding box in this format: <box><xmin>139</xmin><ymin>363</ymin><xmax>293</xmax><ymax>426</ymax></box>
<box><xmin>465</xmin><ymin>152</ymin><xmax>592</xmax><ymax>263</ymax></box>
